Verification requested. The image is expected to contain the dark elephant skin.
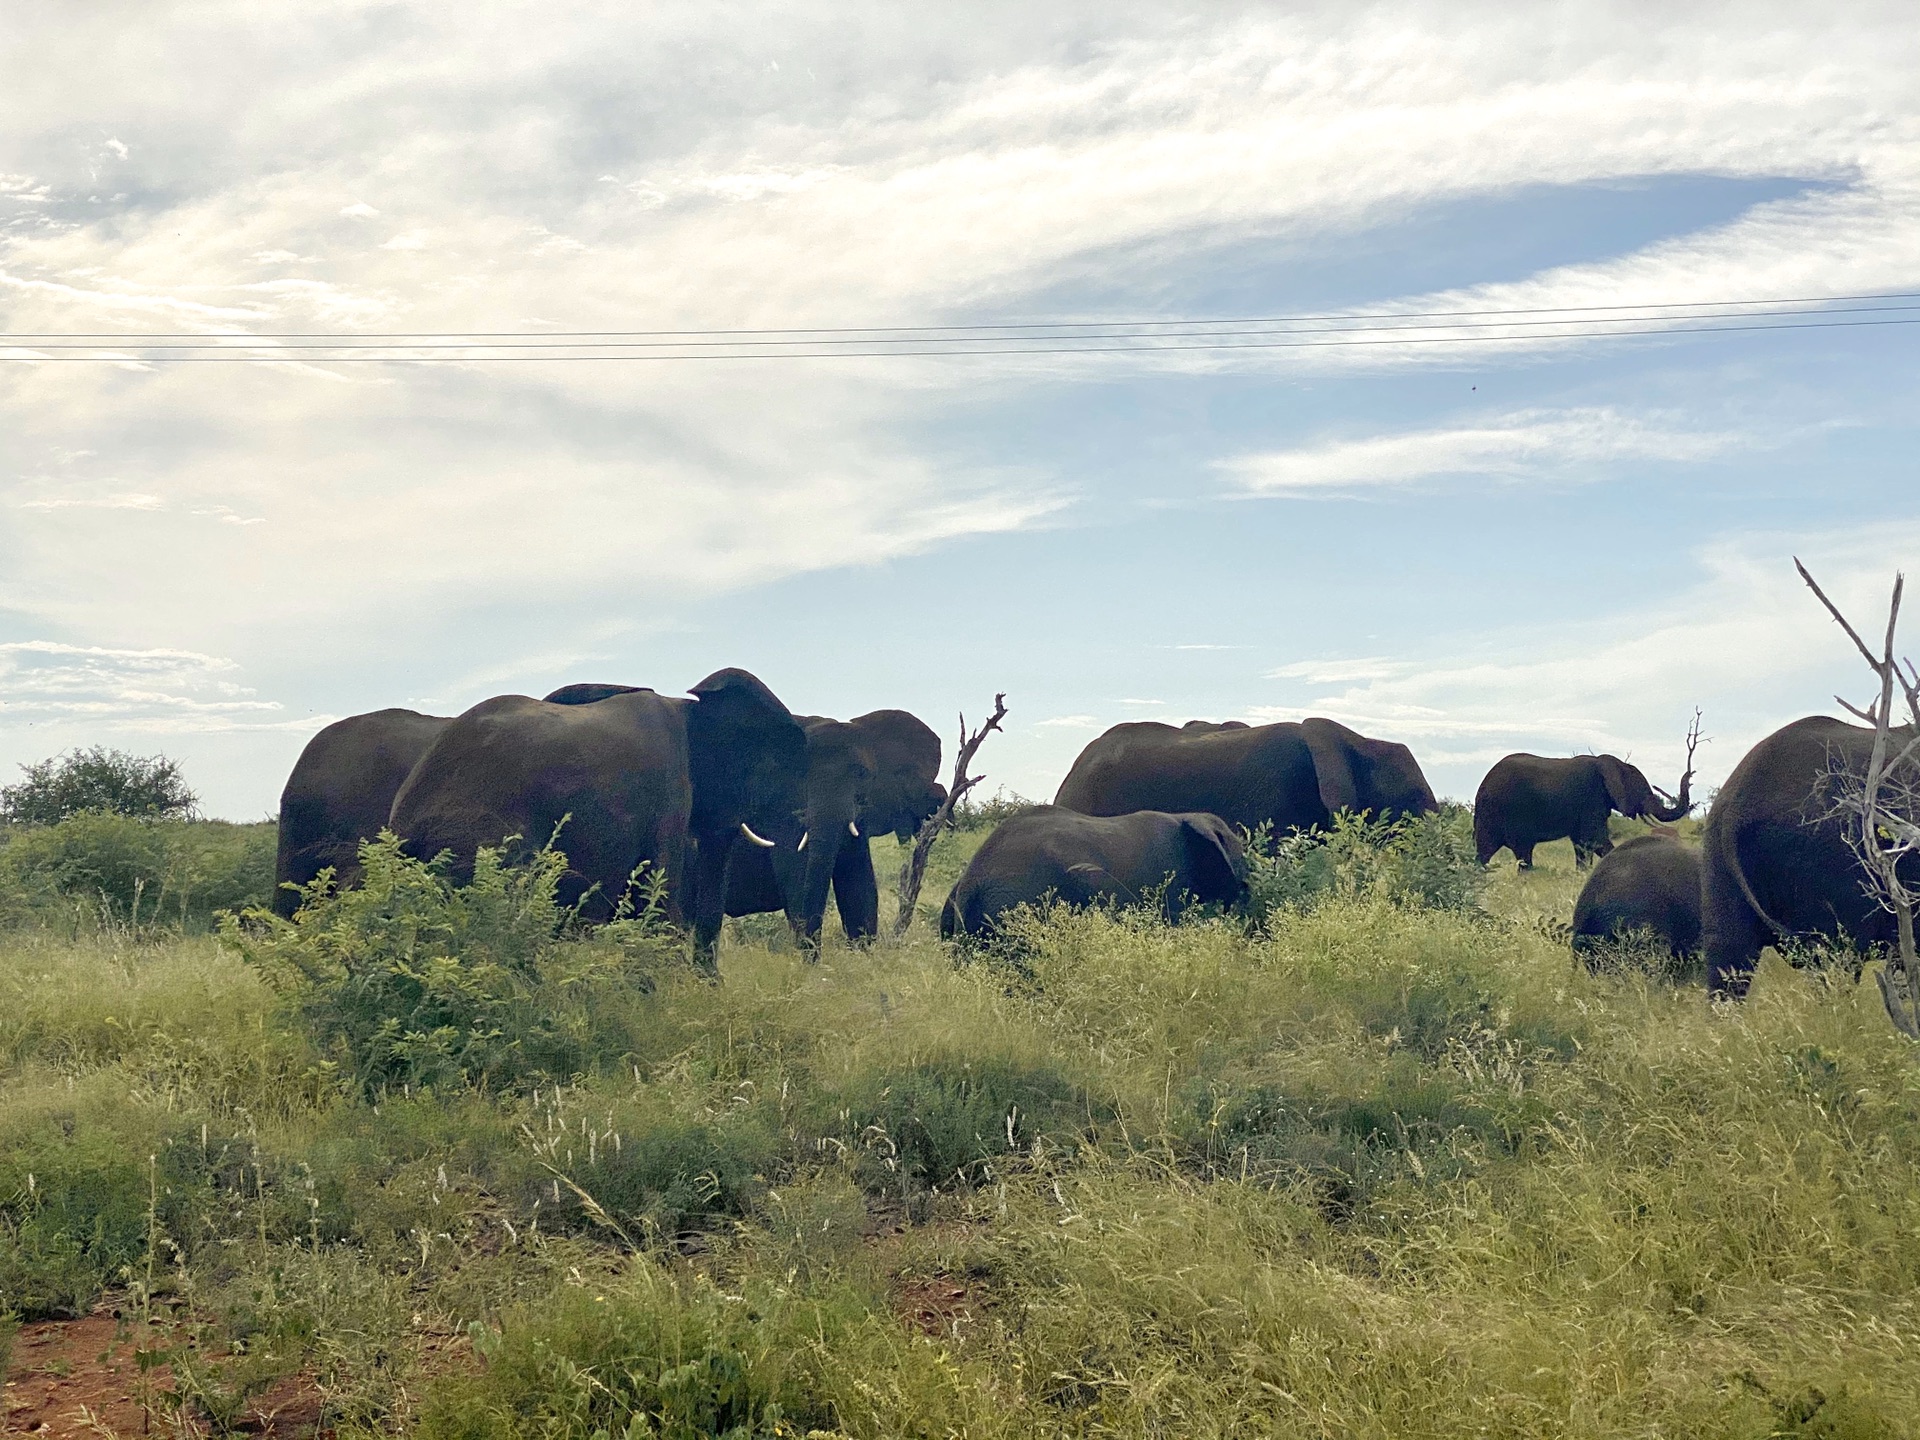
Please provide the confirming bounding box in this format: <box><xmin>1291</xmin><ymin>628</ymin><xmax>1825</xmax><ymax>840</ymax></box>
<box><xmin>1053</xmin><ymin>717</ymin><xmax>1436</xmax><ymax>834</ymax></box>
<box><xmin>388</xmin><ymin>669</ymin><xmax>807</xmax><ymax>961</ymax></box>
<box><xmin>724</xmin><ymin>710</ymin><xmax>946</xmax><ymax>946</ymax></box>
<box><xmin>274</xmin><ymin>708</ymin><xmax>451</xmax><ymax>917</ymax></box>
<box><xmin>1474</xmin><ymin>753</ymin><xmax>1692</xmax><ymax>870</ymax></box>
<box><xmin>1571</xmin><ymin>833</ymin><xmax>1702</xmax><ymax>962</ymax></box>
<box><xmin>544</xmin><ymin>683</ymin><xmax>648</xmax><ymax>706</ymax></box>
<box><xmin>1702</xmin><ymin>715</ymin><xmax>1920</xmax><ymax>999</ymax></box>
<box><xmin>940</xmin><ymin>806</ymin><xmax>1248</xmax><ymax>937</ymax></box>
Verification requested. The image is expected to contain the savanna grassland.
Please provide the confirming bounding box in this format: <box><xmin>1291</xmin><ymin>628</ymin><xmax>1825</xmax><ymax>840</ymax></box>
<box><xmin>4</xmin><ymin>811</ymin><xmax>1919</xmax><ymax>1439</ymax></box>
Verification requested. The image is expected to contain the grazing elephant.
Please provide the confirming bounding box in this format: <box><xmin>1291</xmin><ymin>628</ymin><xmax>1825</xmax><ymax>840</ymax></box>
<box><xmin>722</xmin><ymin>710</ymin><xmax>945</xmax><ymax>947</ymax></box>
<box><xmin>1474</xmin><ymin>754</ymin><xmax>1692</xmax><ymax>870</ymax></box>
<box><xmin>1702</xmin><ymin>715</ymin><xmax>1919</xmax><ymax>999</ymax></box>
<box><xmin>1571</xmin><ymin>833</ymin><xmax>1702</xmax><ymax>964</ymax></box>
<box><xmin>940</xmin><ymin>805</ymin><xmax>1249</xmax><ymax>938</ymax></box>
<box><xmin>274</xmin><ymin>708</ymin><xmax>452</xmax><ymax>917</ymax></box>
<box><xmin>1054</xmin><ymin>718</ymin><xmax>1436</xmax><ymax>834</ymax></box>
<box><xmin>388</xmin><ymin>669</ymin><xmax>807</xmax><ymax>963</ymax></box>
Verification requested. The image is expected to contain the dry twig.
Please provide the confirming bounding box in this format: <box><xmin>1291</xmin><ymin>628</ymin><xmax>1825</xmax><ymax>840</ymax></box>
<box><xmin>1796</xmin><ymin>558</ymin><xmax>1920</xmax><ymax>1037</ymax></box>
<box><xmin>893</xmin><ymin>693</ymin><xmax>1008</xmax><ymax>937</ymax></box>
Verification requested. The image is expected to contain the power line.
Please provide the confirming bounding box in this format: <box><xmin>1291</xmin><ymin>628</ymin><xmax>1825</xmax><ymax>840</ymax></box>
<box><xmin>4</xmin><ymin>313</ymin><xmax>1918</xmax><ymax>361</ymax></box>
<box><xmin>10</xmin><ymin>301</ymin><xmax>1920</xmax><ymax>352</ymax></box>
<box><xmin>5</xmin><ymin>288</ymin><xmax>1919</xmax><ymax>341</ymax></box>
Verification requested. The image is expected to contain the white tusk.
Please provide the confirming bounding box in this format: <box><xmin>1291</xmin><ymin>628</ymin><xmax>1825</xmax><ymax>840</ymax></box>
<box><xmin>848</xmin><ymin>821</ymin><xmax>861</xmax><ymax>837</ymax></box>
<box><xmin>797</xmin><ymin>831</ymin><xmax>809</xmax><ymax>851</ymax></box>
<box><xmin>740</xmin><ymin>823</ymin><xmax>776</xmax><ymax>848</ymax></box>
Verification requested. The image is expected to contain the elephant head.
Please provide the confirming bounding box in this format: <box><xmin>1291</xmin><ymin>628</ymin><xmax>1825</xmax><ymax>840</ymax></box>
<box><xmin>684</xmin><ymin>669</ymin><xmax>809</xmax><ymax>849</ymax></box>
<box><xmin>1177</xmin><ymin>813</ymin><xmax>1250</xmax><ymax>907</ymax></box>
<box><xmin>776</xmin><ymin>709</ymin><xmax>945</xmax><ymax>947</ymax></box>
<box><xmin>1596</xmin><ymin>755</ymin><xmax>1693</xmax><ymax>823</ymax></box>
<box><xmin>1300</xmin><ymin>719</ymin><xmax>1439</xmax><ymax>822</ymax></box>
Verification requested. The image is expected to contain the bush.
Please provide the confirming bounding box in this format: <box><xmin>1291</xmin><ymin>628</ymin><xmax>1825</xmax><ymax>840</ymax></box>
<box><xmin>951</xmin><ymin>787</ymin><xmax>1037</xmax><ymax>832</ymax></box>
<box><xmin>0</xmin><ymin>746</ymin><xmax>197</xmax><ymax>824</ymax></box>
<box><xmin>1245</xmin><ymin>805</ymin><xmax>1484</xmax><ymax>923</ymax></box>
<box><xmin>0</xmin><ymin>814</ymin><xmax>275</xmax><ymax>929</ymax></box>
<box><xmin>223</xmin><ymin>834</ymin><xmax>683</xmax><ymax>1098</ymax></box>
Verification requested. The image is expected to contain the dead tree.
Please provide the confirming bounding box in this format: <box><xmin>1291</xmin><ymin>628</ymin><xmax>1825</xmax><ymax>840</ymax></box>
<box><xmin>1796</xmin><ymin>559</ymin><xmax>1920</xmax><ymax>1037</ymax></box>
<box><xmin>893</xmin><ymin>693</ymin><xmax>1008</xmax><ymax>937</ymax></box>
<box><xmin>1649</xmin><ymin>707</ymin><xmax>1705</xmax><ymax>818</ymax></box>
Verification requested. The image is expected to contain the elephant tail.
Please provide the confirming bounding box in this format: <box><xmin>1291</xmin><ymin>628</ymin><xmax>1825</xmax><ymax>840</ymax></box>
<box><xmin>1719</xmin><ymin>820</ymin><xmax>1794</xmax><ymax>944</ymax></box>
<box><xmin>939</xmin><ymin>892</ymin><xmax>960</xmax><ymax>939</ymax></box>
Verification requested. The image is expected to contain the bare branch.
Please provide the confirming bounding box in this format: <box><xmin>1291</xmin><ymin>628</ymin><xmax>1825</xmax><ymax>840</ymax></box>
<box><xmin>1797</xmin><ymin>556</ymin><xmax>1887</xmax><ymax>671</ymax></box>
<box><xmin>893</xmin><ymin>693</ymin><xmax>1009</xmax><ymax>937</ymax></box>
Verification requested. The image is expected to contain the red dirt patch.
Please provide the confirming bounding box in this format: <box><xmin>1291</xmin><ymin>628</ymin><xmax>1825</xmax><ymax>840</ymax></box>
<box><xmin>2</xmin><ymin>1308</ymin><xmax>325</xmax><ymax>1439</ymax></box>
<box><xmin>892</xmin><ymin>1271</ymin><xmax>981</xmax><ymax>1340</ymax></box>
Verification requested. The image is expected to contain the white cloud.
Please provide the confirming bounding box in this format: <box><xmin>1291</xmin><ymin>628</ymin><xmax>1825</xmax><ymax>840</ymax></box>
<box><xmin>17</xmin><ymin>492</ymin><xmax>166</xmax><ymax>512</ymax></box>
<box><xmin>1037</xmin><ymin>715</ymin><xmax>1101</xmax><ymax>728</ymax></box>
<box><xmin>379</xmin><ymin>231</ymin><xmax>427</xmax><ymax>251</ymax></box>
<box><xmin>1252</xmin><ymin>522</ymin><xmax>1920</xmax><ymax>800</ymax></box>
<box><xmin>1221</xmin><ymin>408</ymin><xmax>1739</xmax><ymax>494</ymax></box>
<box><xmin>1118</xmin><ymin>697</ymin><xmax>1164</xmax><ymax>706</ymax></box>
<box><xmin>0</xmin><ymin>640</ymin><xmax>296</xmax><ymax>733</ymax></box>
<box><xmin>1266</xmin><ymin>657</ymin><xmax>1404</xmax><ymax>684</ymax></box>
<box><xmin>338</xmin><ymin>201</ymin><xmax>378</xmax><ymax>218</ymax></box>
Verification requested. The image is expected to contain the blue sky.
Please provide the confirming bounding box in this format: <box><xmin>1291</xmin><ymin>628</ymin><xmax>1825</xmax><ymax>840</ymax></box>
<box><xmin>3</xmin><ymin>3</ymin><xmax>1917</xmax><ymax>817</ymax></box>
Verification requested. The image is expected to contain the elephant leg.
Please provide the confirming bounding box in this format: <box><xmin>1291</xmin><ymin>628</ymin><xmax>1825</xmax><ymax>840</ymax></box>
<box><xmin>832</xmin><ymin>839</ymin><xmax>881</xmax><ymax>943</ymax></box>
<box><xmin>1702</xmin><ymin>860</ymin><xmax>1768</xmax><ymax>1001</ymax></box>
<box><xmin>1515</xmin><ymin>844</ymin><xmax>1535</xmax><ymax>871</ymax></box>
<box><xmin>687</xmin><ymin>834</ymin><xmax>735</xmax><ymax>971</ymax></box>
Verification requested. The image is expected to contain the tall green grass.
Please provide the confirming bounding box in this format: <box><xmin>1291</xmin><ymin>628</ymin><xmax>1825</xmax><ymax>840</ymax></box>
<box><xmin>3</xmin><ymin>821</ymin><xmax>1917</xmax><ymax>1437</ymax></box>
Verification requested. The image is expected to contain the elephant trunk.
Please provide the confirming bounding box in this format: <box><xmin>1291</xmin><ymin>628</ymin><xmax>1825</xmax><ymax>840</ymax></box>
<box><xmin>785</xmin><ymin>800</ymin><xmax>850</xmax><ymax>948</ymax></box>
<box><xmin>1648</xmin><ymin>765</ymin><xmax>1695</xmax><ymax>823</ymax></box>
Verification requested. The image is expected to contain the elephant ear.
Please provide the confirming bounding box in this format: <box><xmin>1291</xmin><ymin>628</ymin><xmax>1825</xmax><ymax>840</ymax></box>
<box><xmin>1300</xmin><ymin>718</ymin><xmax>1362</xmax><ymax>818</ymax></box>
<box><xmin>543</xmin><ymin>682</ymin><xmax>649</xmax><ymax>706</ymax></box>
<box><xmin>1179</xmin><ymin>814</ymin><xmax>1248</xmax><ymax>902</ymax></box>
<box><xmin>685</xmin><ymin>668</ymin><xmax>807</xmax><ymax>834</ymax></box>
<box><xmin>1595</xmin><ymin>755</ymin><xmax>1646</xmax><ymax>816</ymax></box>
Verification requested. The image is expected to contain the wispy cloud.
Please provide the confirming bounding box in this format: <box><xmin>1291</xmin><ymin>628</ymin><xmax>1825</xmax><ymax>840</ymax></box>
<box><xmin>0</xmin><ymin>640</ymin><xmax>292</xmax><ymax>733</ymax></box>
<box><xmin>1220</xmin><ymin>409</ymin><xmax>1739</xmax><ymax>494</ymax></box>
<box><xmin>1037</xmin><ymin>715</ymin><xmax>1101</xmax><ymax>729</ymax></box>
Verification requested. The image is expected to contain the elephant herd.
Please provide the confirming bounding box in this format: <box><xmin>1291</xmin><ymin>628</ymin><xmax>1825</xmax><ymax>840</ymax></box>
<box><xmin>275</xmin><ymin>668</ymin><xmax>1917</xmax><ymax>1001</ymax></box>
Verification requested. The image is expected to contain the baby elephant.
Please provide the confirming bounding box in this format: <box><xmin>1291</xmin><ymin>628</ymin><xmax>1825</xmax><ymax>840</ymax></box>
<box><xmin>1570</xmin><ymin>832</ymin><xmax>1702</xmax><ymax>964</ymax></box>
<box><xmin>940</xmin><ymin>805</ymin><xmax>1248</xmax><ymax>938</ymax></box>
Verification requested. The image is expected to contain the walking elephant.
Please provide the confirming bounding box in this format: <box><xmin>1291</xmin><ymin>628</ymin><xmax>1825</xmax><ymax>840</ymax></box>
<box><xmin>388</xmin><ymin>668</ymin><xmax>807</xmax><ymax>964</ymax></box>
<box><xmin>940</xmin><ymin>805</ymin><xmax>1248</xmax><ymax>938</ymax></box>
<box><xmin>722</xmin><ymin>709</ymin><xmax>945</xmax><ymax>947</ymax></box>
<box><xmin>274</xmin><ymin>708</ymin><xmax>452</xmax><ymax>917</ymax></box>
<box><xmin>1054</xmin><ymin>717</ymin><xmax>1436</xmax><ymax>834</ymax></box>
<box><xmin>1570</xmin><ymin>833</ymin><xmax>1702</xmax><ymax>964</ymax></box>
<box><xmin>1702</xmin><ymin>715</ymin><xmax>1919</xmax><ymax>998</ymax></box>
<box><xmin>1474</xmin><ymin>753</ymin><xmax>1692</xmax><ymax>870</ymax></box>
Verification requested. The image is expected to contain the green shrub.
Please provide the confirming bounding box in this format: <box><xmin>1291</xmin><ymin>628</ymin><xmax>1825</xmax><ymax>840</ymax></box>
<box><xmin>1245</xmin><ymin>805</ymin><xmax>1484</xmax><ymax>922</ymax></box>
<box><xmin>1</xmin><ymin>746</ymin><xmax>197</xmax><ymax>824</ymax></box>
<box><xmin>0</xmin><ymin>814</ymin><xmax>275</xmax><ymax>930</ymax></box>
<box><xmin>223</xmin><ymin>834</ymin><xmax>682</xmax><ymax>1098</ymax></box>
<box><xmin>951</xmin><ymin>787</ymin><xmax>1037</xmax><ymax>832</ymax></box>
<box><xmin>807</xmin><ymin>1055</ymin><xmax>1099</xmax><ymax>1198</ymax></box>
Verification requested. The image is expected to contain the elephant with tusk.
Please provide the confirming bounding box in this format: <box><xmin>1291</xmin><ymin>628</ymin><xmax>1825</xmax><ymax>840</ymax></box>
<box><xmin>386</xmin><ymin>669</ymin><xmax>808</xmax><ymax>968</ymax></box>
<box><xmin>1474</xmin><ymin>752</ymin><xmax>1693</xmax><ymax>871</ymax></box>
<box><xmin>721</xmin><ymin>709</ymin><xmax>946</xmax><ymax>950</ymax></box>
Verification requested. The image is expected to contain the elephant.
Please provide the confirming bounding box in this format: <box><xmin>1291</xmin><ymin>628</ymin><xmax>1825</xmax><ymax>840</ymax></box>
<box><xmin>1473</xmin><ymin>753</ymin><xmax>1693</xmax><ymax>870</ymax></box>
<box><xmin>273</xmin><ymin>708</ymin><xmax>452</xmax><ymax>917</ymax></box>
<box><xmin>387</xmin><ymin>668</ymin><xmax>808</xmax><ymax>963</ymax></box>
<box><xmin>1701</xmin><ymin>715</ymin><xmax>1919</xmax><ymax>999</ymax></box>
<box><xmin>939</xmin><ymin>805</ymin><xmax>1248</xmax><ymax>938</ymax></box>
<box><xmin>1053</xmin><ymin>717</ymin><xmax>1437</xmax><ymax>836</ymax></box>
<box><xmin>721</xmin><ymin>709</ymin><xmax>946</xmax><ymax>947</ymax></box>
<box><xmin>1570</xmin><ymin>833</ymin><xmax>1702</xmax><ymax>964</ymax></box>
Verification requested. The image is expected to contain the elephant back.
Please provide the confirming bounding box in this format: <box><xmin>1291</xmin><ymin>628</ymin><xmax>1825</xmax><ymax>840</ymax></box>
<box><xmin>388</xmin><ymin>690</ymin><xmax>692</xmax><ymax>916</ymax></box>
<box><xmin>1572</xmin><ymin>833</ymin><xmax>1702</xmax><ymax>959</ymax></box>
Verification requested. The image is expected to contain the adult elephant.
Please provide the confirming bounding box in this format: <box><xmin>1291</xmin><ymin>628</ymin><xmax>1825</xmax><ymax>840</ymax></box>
<box><xmin>388</xmin><ymin>668</ymin><xmax>807</xmax><ymax>963</ymax></box>
<box><xmin>1571</xmin><ymin>833</ymin><xmax>1702</xmax><ymax>964</ymax></box>
<box><xmin>1474</xmin><ymin>754</ymin><xmax>1692</xmax><ymax>870</ymax></box>
<box><xmin>1054</xmin><ymin>718</ymin><xmax>1436</xmax><ymax>835</ymax></box>
<box><xmin>273</xmin><ymin>708</ymin><xmax>451</xmax><ymax>917</ymax></box>
<box><xmin>1702</xmin><ymin>715</ymin><xmax>1919</xmax><ymax>999</ymax></box>
<box><xmin>940</xmin><ymin>806</ymin><xmax>1248</xmax><ymax>938</ymax></box>
<box><xmin>721</xmin><ymin>710</ymin><xmax>945</xmax><ymax>947</ymax></box>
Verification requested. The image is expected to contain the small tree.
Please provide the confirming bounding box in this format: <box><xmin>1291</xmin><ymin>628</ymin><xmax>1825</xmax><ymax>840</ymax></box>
<box><xmin>0</xmin><ymin>746</ymin><xmax>199</xmax><ymax>825</ymax></box>
<box><xmin>1796</xmin><ymin>560</ymin><xmax>1920</xmax><ymax>1037</ymax></box>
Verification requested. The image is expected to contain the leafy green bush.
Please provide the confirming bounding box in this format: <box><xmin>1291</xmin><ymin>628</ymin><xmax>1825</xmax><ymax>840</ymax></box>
<box><xmin>951</xmin><ymin>787</ymin><xmax>1037</xmax><ymax>831</ymax></box>
<box><xmin>1245</xmin><ymin>805</ymin><xmax>1484</xmax><ymax>922</ymax></box>
<box><xmin>807</xmin><ymin>1055</ymin><xmax>1098</xmax><ymax>1199</ymax></box>
<box><xmin>1</xmin><ymin>746</ymin><xmax>197</xmax><ymax>824</ymax></box>
<box><xmin>224</xmin><ymin>834</ymin><xmax>682</xmax><ymax>1098</ymax></box>
<box><xmin>0</xmin><ymin>814</ymin><xmax>275</xmax><ymax>929</ymax></box>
